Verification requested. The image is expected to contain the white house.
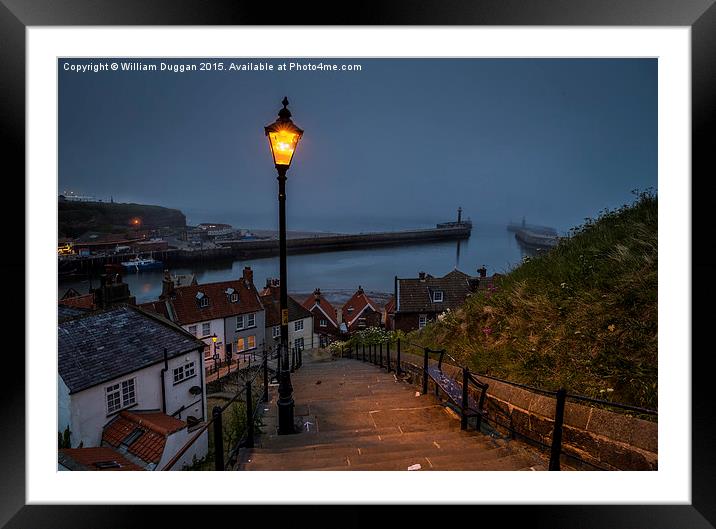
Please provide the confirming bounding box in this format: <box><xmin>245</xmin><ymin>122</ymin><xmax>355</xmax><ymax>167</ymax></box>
<box><xmin>140</xmin><ymin>267</ymin><xmax>265</xmax><ymax>368</ymax></box>
<box><xmin>260</xmin><ymin>279</ymin><xmax>315</xmax><ymax>352</ymax></box>
<box><xmin>58</xmin><ymin>305</ymin><xmax>208</xmax><ymax>467</ymax></box>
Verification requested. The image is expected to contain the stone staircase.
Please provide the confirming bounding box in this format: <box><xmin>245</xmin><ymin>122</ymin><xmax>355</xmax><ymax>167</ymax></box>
<box><xmin>237</xmin><ymin>350</ymin><xmax>549</xmax><ymax>471</ymax></box>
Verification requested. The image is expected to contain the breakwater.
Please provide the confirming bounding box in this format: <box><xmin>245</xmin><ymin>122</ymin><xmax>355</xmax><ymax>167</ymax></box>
<box><xmin>59</xmin><ymin>224</ymin><xmax>471</xmax><ymax>274</ymax></box>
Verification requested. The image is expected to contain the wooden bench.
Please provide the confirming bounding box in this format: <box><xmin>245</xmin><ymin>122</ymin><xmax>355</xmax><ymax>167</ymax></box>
<box><xmin>424</xmin><ymin>348</ymin><xmax>489</xmax><ymax>431</ymax></box>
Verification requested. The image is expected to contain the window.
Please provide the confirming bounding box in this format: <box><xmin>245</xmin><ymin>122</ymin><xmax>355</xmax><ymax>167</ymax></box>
<box><xmin>230</xmin><ymin>293</ymin><xmax>238</xmax><ymax>303</ymax></box>
<box><xmin>272</xmin><ymin>326</ymin><xmax>280</xmax><ymax>338</ymax></box>
<box><xmin>433</xmin><ymin>290</ymin><xmax>444</xmax><ymax>302</ymax></box>
<box><xmin>106</xmin><ymin>378</ymin><xmax>136</xmax><ymax>414</ymax></box>
<box><xmin>188</xmin><ymin>325</ymin><xmax>197</xmax><ymax>337</ymax></box>
<box><xmin>247</xmin><ymin>335</ymin><xmax>256</xmax><ymax>350</ymax></box>
<box><xmin>320</xmin><ymin>319</ymin><xmax>327</xmax><ymax>328</ymax></box>
<box><xmin>418</xmin><ymin>314</ymin><xmax>427</xmax><ymax>329</ymax></box>
<box><xmin>294</xmin><ymin>320</ymin><xmax>304</xmax><ymax>332</ymax></box>
<box><xmin>294</xmin><ymin>337</ymin><xmax>304</xmax><ymax>350</ymax></box>
<box><xmin>247</xmin><ymin>313</ymin><xmax>255</xmax><ymax>328</ymax></box>
<box><xmin>358</xmin><ymin>318</ymin><xmax>366</xmax><ymax>328</ymax></box>
<box><xmin>202</xmin><ymin>322</ymin><xmax>211</xmax><ymax>337</ymax></box>
<box><xmin>173</xmin><ymin>361</ymin><xmax>196</xmax><ymax>383</ymax></box>
<box><xmin>200</xmin><ymin>297</ymin><xmax>209</xmax><ymax>308</ymax></box>
<box><xmin>237</xmin><ymin>337</ymin><xmax>245</xmax><ymax>352</ymax></box>
<box><xmin>236</xmin><ymin>315</ymin><xmax>244</xmax><ymax>331</ymax></box>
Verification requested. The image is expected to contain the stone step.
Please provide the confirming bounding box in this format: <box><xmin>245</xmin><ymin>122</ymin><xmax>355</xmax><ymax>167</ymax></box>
<box><xmin>241</xmin><ymin>444</ymin><xmax>514</xmax><ymax>471</ymax></box>
<box><xmin>251</xmin><ymin>429</ymin><xmax>499</xmax><ymax>455</ymax></box>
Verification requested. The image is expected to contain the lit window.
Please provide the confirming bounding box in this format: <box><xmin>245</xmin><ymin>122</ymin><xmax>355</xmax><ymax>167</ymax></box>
<box><xmin>433</xmin><ymin>291</ymin><xmax>444</xmax><ymax>302</ymax></box>
<box><xmin>294</xmin><ymin>320</ymin><xmax>304</xmax><ymax>332</ymax></box>
<box><xmin>320</xmin><ymin>319</ymin><xmax>327</xmax><ymax>328</ymax></box>
<box><xmin>248</xmin><ymin>335</ymin><xmax>256</xmax><ymax>350</ymax></box>
<box><xmin>247</xmin><ymin>313</ymin><xmax>255</xmax><ymax>328</ymax></box>
<box><xmin>236</xmin><ymin>315</ymin><xmax>244</xmax><ymax>331</ymax></box>
<box><xmin>237</xmin><ymin>337</ymin><xmax>245</xmax><ymax>352</ymax></box>
<box><xmin>418</xmin><ymin>314</ymin><xmax>427</xmax><ymax>329</ymax></box>
<box><xmin>202</xmin><ymin>323</ymin><xmax>211</xmax><ymax>337</ymax></box>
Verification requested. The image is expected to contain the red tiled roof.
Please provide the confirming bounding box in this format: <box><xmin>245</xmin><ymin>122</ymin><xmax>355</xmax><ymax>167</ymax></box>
<box><xmin>384</xmin><ymin>296</ymin><xmax>396</xmax><ymax>314</ymax></box>
<box><xmin>102</xmin><ymin>411</ymin><xmax>186</xmax><ymax>466</ymax></box>
<box><xmin>58</xmin><ymin>293</ymin><xmax>95</xmax><ymax>310</ymax></box>
<box><xmin>301</xmin><ymin>292</ymin><xmax>339</xmax><ymax>328</ymax></box>
<box><xmin>146</xmin><ymin>279</ymin><xmax>263</xmax><ymax>325</ymax></box>
<box><xmin>342</xmin><ymin>288</ymin><xmax>377</xmax><ymax>328</ymax></box>
<box><xmin>58</xmin><ymin>447</ymin><xmax>144</xmax><ymax>471</ymax></box>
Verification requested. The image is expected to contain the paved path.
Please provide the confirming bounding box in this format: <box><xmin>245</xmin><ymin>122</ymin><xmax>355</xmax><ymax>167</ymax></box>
<box><xmin>238</xmin><ymin>351</ymin><xmax>548</xmax><ymax>471</ymax></box>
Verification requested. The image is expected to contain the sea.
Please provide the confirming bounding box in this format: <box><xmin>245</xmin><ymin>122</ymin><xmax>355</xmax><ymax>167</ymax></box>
<box><xmin>57</xmin><ymin>215</ymin><xmax>547</xmax><ymax>306</ymax></box>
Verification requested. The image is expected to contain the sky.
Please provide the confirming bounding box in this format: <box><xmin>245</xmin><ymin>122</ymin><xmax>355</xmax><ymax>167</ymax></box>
<box><xmin>58</xmin><ymin>58</ymin><xmax>657</xmax><ymax>233</ymax></box>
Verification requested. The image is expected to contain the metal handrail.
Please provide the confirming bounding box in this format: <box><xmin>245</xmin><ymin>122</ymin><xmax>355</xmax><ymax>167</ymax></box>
<box><xmin>355</xmin><ymin>337</ymin><xmax>657</xmax><ymax>471</ymax></box>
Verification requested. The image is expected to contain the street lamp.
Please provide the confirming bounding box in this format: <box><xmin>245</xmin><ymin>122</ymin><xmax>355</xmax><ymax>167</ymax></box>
<box><xmin>212</xmin><ymin>335</ymin><xmax>219</xmax><ymax>373</ymax></box>
<box><xmin>265</xmin><ymin>97</ymin><xmax>303</xmax><ymax>435</ymax></box>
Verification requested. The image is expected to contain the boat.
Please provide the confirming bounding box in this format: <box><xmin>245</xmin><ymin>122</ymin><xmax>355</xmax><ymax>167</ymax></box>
<box><xmin>120</xmin><ymin>255</ymin><xmax>164</xmax><ymax>272</ymax></box>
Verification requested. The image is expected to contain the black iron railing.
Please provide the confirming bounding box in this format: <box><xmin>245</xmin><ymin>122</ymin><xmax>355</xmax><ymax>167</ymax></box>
<box><xmin>162</xmin><ymin>344</ymin><xmax>305</xmax><ymax>471</ymax></box>
<box><xmin>343</xmin><ymin>337</ymin><xmax>657</xmax><ymax>471</ymax></box>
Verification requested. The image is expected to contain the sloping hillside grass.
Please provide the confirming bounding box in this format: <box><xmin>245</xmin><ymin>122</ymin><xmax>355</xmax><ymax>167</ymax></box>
<box><xmin>409</xmin><ymin>190</ymin><xmax>657</xmax><ymax>409</ymax></box>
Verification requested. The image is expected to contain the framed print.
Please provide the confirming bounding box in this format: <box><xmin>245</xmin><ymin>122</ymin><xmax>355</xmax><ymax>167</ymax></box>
<box><xmin>4</xmin><ymin>0</ymin><xmax>714</xmax><ymax>527</ymax></box>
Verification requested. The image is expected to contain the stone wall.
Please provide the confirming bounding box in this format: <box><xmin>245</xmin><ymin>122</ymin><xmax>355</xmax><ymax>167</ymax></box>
<box><xmin>396</xmin><ymin>356</ymin><xmax>657</xmax><ymax>471</ymax></box>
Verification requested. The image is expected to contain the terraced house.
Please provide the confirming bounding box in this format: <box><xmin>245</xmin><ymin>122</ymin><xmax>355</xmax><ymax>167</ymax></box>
<box><xmin>140</xmin><ymin>267</ymin><xmax>265</xmax><ymax>367</ymax></box>
<box><xmin>260</xmin><ymin>278</ymin><xmax>314</xmax><ymax>352</ymax></box>
<box><xmin>387</xmin><ymin>269</ymin><xmax>489</xmax><ymax>332</ymax></box>
<box><xmin>57</xmin><ymin>305</ymin><xmax>208</xmax><ymax>468</ymax></box>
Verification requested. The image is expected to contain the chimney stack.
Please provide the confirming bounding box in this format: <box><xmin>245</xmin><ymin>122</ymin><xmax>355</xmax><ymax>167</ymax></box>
<box><xmin>160</xmin><ymin>269</ymin><xmax>175</xmax><ymax>299</ymax></box>
<box><xmin>314</xmin><ymin>288</ymin><xmax>321</xmax><ymax>304</ymax></box>
<box><xmin>243</xmin><ymin>266</ymin><xmax>254</xmax><ymax>286</ymax></box>
<box><xmin>478</xmin><ymin>265</ymin><xmax>487</xmax><ymax>278</ymax></box>
<box><xmin>418</xmin><ymin>271</ymin><xmax>426</xmax><ymax>281</ymax></box>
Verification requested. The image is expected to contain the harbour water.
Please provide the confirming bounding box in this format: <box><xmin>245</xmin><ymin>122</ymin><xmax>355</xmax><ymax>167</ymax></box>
<box><xmin>58</xmin><ymin>220</ymin><xmax>541</xmax><ymax>305</ymax></box>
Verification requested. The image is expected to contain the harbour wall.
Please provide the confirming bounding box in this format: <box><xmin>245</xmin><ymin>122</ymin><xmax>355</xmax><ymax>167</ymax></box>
<box><xmin>60</xmin><ymin>226</ymin><xmax>471</xmax><ymax>273</ymax></box>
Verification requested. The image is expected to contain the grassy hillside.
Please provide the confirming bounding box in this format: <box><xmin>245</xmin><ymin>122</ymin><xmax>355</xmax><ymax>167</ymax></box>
<box><xmin>59</xmin><ymin>201</ymin><xmax>186</xmax><ymax>238</ymax></box>
<box><xmin>409</xmin><ymin>190</ymin><xmax>657</xmax><ymax>409</ymax></box>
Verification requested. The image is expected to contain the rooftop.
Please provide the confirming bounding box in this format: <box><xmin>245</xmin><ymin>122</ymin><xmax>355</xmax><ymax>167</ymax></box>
<box><xmin>58</xmin><ymin>447</ymin><xmax>144</xmax><ymax>471</ymax></box>
<box><xmin>58</xmin><ymin>305</ymin><xmax>204</xmax><ymax>394</ymax></box>
<box><xmin>102</xmin><ymin>411</ymin><xmax>186</xmax><ymax>467</ymax></box>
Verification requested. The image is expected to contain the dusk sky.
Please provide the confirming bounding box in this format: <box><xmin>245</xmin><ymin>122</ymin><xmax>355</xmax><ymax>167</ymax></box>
<box><xmin>59</xmin><ymin>58</ymin><xmax>657</xmax><ymax>233</ymax></box>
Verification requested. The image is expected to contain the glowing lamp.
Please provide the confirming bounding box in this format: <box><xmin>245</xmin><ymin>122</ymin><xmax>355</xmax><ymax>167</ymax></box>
<box><xmin>212</xmin><ymin>336</ymin><xmax>217</xmax><ymax>343</ymax></box>
<box><xmin>264</xmin><ymin>97</ymin><xmax>303</xmax><ymax>168</ymax></box>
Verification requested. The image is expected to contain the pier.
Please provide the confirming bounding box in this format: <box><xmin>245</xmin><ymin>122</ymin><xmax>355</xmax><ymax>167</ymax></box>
<box><xmin>59</xmin><ymin>222</ymin><xmax>472</xmax><ymax>274</ymax></box>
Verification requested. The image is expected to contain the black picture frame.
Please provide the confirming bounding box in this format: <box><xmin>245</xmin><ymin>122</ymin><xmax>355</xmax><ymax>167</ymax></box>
<box><xmin>4</xmin><ymin>1</ymin><xmax>712</xmax><ymax>527</ymax></box>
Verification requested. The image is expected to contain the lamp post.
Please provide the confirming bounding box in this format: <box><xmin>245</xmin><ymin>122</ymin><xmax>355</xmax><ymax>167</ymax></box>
<box><xmin>265</xmin><ymin>97</ymin><xmax>303</xmax><ymax>435</ymax></box>
<box><xmin>212</xmin><ymin>334</ymin><xmax>219</xmax><ymax>374</ymax></box>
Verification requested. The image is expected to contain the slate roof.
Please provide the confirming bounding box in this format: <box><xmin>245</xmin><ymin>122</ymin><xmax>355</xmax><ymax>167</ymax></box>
<box><xmin>261</xmin><ymin>294</ymin><xmax>313</xmax><ymax>327</ymax></box>
<box><xmin>58</xmin><ymin>305</ymin><xmax>204</xmax><ymax>394</ymax></box>
<box><xmin>102</xmin><ymin>411</ymin><xmax>186</xmax><ymax>466</ymax></box>
<box><xmin>58</xmin><ymin>304</ymin><xmax>90</xmax><ymax>322</ymax></box>
<box><xmin>142</xmin><ymin>279</ymin><xmax>263</xmax><ymax>325</ymax></box>
<box><xmin>58</xmin><ymin>447</ymin><xmax>144</xmax><ymax>471</ymax></box>
<box><xmin>396</xmin><ymin>269</ymin><xmax>478</xmax><ymax>313</ymax></box>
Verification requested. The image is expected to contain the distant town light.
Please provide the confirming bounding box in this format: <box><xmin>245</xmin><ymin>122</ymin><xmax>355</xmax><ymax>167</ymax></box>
<box><xmin>264</xmin><ymin>97</ymin><xmax>303</xmax><ymax>168</ymax></box>
<box><xmin>131</xmin><ymin>218</ymin><xmax>141</xmax><ymax>226</ymax></box>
